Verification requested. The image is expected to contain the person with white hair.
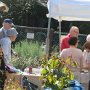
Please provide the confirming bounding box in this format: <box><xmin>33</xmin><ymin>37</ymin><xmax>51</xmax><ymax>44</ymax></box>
<box><xmin>61</xmin><ymin>26</ymin><xmax>79</xmax><ymax>50</ymax></box>
<box><xmin>86</xmin><ymin>34</ymin><xmax>90</xmax><ymax>41</ymax></box>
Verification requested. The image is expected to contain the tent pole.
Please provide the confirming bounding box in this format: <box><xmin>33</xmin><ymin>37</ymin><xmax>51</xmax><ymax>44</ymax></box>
<box><xmin>46</xmin><ymin>17</ymin><xmax>51</xmax><ymax>56</ymax></box>
<box><xmin>59</xmin><ymin>20</ymin><xmax>61</xmax><ymax>53</ymax></box>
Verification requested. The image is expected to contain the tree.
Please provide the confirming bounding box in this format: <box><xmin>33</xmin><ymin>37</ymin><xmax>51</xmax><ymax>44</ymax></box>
<box><xmin>0</xmin><ymin>0</ymin><xmax>48</xmax><ymax>27</ymax></box>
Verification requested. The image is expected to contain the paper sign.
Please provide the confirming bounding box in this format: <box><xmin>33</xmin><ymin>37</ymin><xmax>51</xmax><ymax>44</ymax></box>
<box><xmin>27</xmin><ymin>33</ymin><xmax>34</xmax><ymax>39</ymax></box>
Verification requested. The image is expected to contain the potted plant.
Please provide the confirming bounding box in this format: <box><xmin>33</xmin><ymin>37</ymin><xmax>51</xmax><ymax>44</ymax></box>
<box><xmin>41</xmin><ymin>55</ymin><xmax>78</xmax><ymax>90</ymax></box>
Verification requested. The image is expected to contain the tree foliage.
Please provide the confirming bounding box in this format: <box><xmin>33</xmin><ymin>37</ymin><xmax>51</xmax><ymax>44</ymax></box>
<box><xmin>0</xmin><ymin>0</ymin><xmax>90</xmax><ymax>34</ymax></box>
<box><xmin>0</xmin><ymin>0</ymin><xmax>48</xmax><ymax>27</ymax></box>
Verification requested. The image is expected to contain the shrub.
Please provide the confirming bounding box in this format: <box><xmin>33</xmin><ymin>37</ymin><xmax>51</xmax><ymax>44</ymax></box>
<box><xmin>11</xmin><ymin>41</ymin><xmax>44</xmax><ymax>70</ymax></box>
<box><xmin>41</xmin><ymin>55</ymin><xmax>78</xmax><ymax>90</ymax></box>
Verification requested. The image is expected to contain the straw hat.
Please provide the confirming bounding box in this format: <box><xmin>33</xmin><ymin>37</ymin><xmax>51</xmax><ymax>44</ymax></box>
<box><xmin>0</xmin><ymin>1</ymin><xmax>9</xmax><ymax>12</ymax></box>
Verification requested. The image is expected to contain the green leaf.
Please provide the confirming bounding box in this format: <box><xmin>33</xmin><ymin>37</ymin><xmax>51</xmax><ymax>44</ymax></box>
<box><xmin>66</xmin><ymin>56</ymin><xmax>71</xmax><ymax>65</ymax></box>
<box><xmin>63</xmin><ymin>67</ymin><xmax>67</xmax><ymax>73</ymax></box>
<box><xmin>49</xmin><ymin>59</ymin><xmax>54</xmax><ymax>69</ymax></box>
<box><xmin>72</xmin><ymin>61</ymin><xmax>78</xmax><ymax>67</ymax></box>
<box><xmin>69</xmin><ymin>72</ymin><xmax>74</xmax><ymax>80</ymax></box>
<box><xmin>41</xmin><ymin>68</ymin><xmax>49</xmax><ymax>75</ymax></box>
<box><xmin>47</xmin><ymin>74</ymin><xmax>53</xmax><ymax>83</ymax></box>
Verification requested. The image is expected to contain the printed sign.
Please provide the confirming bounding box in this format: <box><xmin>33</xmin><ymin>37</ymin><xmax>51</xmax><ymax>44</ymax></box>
<box><xmin>27</xmin><ymin>33</ymin><xmax>34</xmax><ymax>39</ymax></box>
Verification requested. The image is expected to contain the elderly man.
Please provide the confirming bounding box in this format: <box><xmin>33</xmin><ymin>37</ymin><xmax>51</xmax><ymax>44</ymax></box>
<box><xmin>0</xmin><ymin>19</ymin><xmax>18</xmax><ymax>65</ymax></box>
<box><xmin>61</xmin><ymin>26</ymin><xmax>79</xmax><ymax>50</ymax></box>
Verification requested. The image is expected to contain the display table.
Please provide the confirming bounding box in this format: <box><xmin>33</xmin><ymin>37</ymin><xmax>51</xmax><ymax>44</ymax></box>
<box><xmin>4</xmin><ymin>69</ymin><xmax>90</xmax><ymax>90</ymax></box>
<box><xmin>4</xmin><ymin>71</ymin><xmax>43</xmax><ymax>90</ymax></box>
<box><xmin>21</xmin><ymin>73</ymin><xmax>43</xmax><ymax>90</ymax></box>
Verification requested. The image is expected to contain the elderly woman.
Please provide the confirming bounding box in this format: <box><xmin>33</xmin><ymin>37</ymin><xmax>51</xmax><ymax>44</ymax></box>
<box><xmin>61</xmin><ymin>26</ymin><xmax>79</xmax><ymax>51</ymax></box>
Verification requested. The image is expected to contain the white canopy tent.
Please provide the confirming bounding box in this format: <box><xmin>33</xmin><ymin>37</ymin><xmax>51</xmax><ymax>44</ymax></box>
<box><xmin>47</xmin><ymin>0</ymin><xmax>90</xmax><ymax>21</ymax></box>
<box><xmin>46</xmin><ymin>0</ymin><xmax>90</xmax><ymax>55</ymax></box>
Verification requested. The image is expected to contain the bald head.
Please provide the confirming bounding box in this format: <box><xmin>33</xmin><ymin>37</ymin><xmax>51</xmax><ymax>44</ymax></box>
<box><xmin>69</xmin><ymin>26</ymin><xmax>79</xmax><ymax>37</ymax></box>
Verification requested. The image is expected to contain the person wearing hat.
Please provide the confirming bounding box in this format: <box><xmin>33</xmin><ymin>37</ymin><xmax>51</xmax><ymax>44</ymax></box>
<box><xmin>0</xmin><ymin>19</ymin><xmax>18</xmax><ymax>65</ymax></box>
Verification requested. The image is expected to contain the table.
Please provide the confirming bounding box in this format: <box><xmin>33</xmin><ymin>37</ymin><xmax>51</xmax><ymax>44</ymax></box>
<box><xmin>4</xmin><ymin>72</ymin><xmax>43</xmax><ymax>90</ymax></box>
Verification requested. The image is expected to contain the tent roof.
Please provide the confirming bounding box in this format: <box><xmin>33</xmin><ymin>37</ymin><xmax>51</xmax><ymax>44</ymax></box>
<box><xmin>47</xmin><ymin>0</ymin><xmax>90</xmax><ymax>21</ymax></box>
